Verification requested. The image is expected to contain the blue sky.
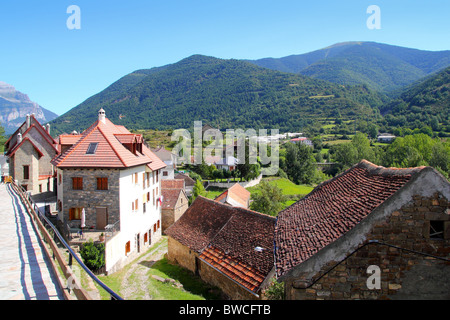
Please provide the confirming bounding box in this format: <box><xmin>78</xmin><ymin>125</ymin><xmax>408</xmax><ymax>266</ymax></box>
<box><xmin>1</xmin><ymin>0</ymin><xmax>449</xmax><ymax>116</ymax></box>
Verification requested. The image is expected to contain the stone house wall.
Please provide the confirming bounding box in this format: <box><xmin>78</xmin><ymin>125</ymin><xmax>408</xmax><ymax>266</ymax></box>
<box><xmin>198</xmin><ymin>260</ymin><xmax>261</xmax><ymax>300</ymax></box>
<box><xmin>61</xmin><ymin>168</ymin><xmax>120</xmax><ymax>229</ymax></box>
<box><xmin>167</xmin><ymin>237</ymin><xmax>198</xmax><ymax>273</ymax></box>
<box><xmin>12</xmin><ymin>141</ymin><xmax>40</xmax><ymax>193</ymax></box>
<box><xmin>285</xmin><ymin>192</ymin><xmax>450</xmax><ymax>300</ymax></box>
<box><xmin>161</xmin><ymin>193</ymin><xmax>188</xmax><ymax>233</ymax></box>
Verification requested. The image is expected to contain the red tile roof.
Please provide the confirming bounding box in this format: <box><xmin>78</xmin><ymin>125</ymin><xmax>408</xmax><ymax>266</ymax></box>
<box><xmin>166</xmin><ymin>196</ymin><xmax>275</xmax><ymax>294</ymax></box>
<box><xmin>161</xmin><ymin>188</ymin><xmax>184</xmax><ymax>209</ymax></box>
<box><xmin>274</xmin><ymin>160</ymin><xmax>426</xmax><ymax>278</ymax></box>
<box><xmin>51</xmin><ymin>117</ymin><xmax>166</xmax><ymax>170</ymax></box>
<box><xmin>161</xmin><ymin>179</ymin><xmax>185</xmax><ymax>190</ymax></box>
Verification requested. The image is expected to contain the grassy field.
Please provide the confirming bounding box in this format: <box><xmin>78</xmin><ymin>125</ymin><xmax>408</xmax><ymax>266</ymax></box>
<box><xmin>247</xmin><ymin>177</ymin><xmax>314</xmax><ymax>210</ymax></box>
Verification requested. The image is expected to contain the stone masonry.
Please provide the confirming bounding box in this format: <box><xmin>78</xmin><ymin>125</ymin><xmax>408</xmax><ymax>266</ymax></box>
<box><xmin>285</xmin><ymin>192</ymin><xmax>450</xmax><ymax>300</ymax></box>
<box><xmin>61</xmin><ymin>168</ymin><xmax>120</xmax><ymax>230</ymax></box>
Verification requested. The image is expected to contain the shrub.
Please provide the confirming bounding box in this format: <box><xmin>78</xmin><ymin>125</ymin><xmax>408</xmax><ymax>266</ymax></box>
<box><xmin>80</xmin><ymin>240</ymin><xmax>105</xmax><ymax>271</ymax></box>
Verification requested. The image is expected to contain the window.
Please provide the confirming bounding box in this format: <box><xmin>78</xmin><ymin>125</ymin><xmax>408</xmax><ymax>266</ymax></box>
<box><xmin>125</xmin><ymin>241</ymin><xmax>131</xmax><ymax>255</ymax></box>
<box><xmin>134</xmin><ymin>173</ymin><xmax>138</xmax><ymax>185</ymax></box>
<box><xmin>430</xmin><ymin>221</ymin><xmax>444</xmax><ymax>239</ymax></box>
<box><xmin>163</xmin><ymin>171</ymin><xmax>168</xmax><ymax>177</ymax></box>
<box><xmin>69</xmin><ymin>207</ymin><xmax>83</xmax><ymax>220</ymax></box>
<box><xmin>86</xmin><ymin>143</ymin><xmax>98</xmax><ymax>154</ymax></box>
<box><xmin>23</xmin><ymin>165</ymin><xmax>30</xmax><ymax>180</ymax></box>
<box><xmin>147</xmin><ymin>172</ymin><xmax>150</xmax><ymax>187</ymax></box>
<box><xmin>97</xmin><ymin>177</ymin><xmax>108</xmax><ymax>190</ymax></box>
<box><xmin>156</xmin><ymin>170</ymin><xmax>159</xmax><ymax>183</ymax></box>
<box><xmin>39</xmin><ymin>184</ymin><xmax>42</xmax><ymax>193</ymax></box>
<box><xmin>72</xmin><ymin>177</ymin><xmax>83</xmax><ymax>190</ymax></box>
<box><xmin>143</xmin><ymin>202</ymin><xmax>146</xmax><ymax>213</ymax></box>
<box><xmin>135</xmin><ymin>199</ymin><xmax>138</xmax><ymax>211</ymax></box>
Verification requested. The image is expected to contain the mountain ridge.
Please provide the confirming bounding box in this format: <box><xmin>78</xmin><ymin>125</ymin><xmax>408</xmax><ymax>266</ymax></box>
<box><xmin>0</xmin><ymin>81</ymin><xmax>58</xmax><ymax>134</ymax></box>
<box><xmin>247</xmin><ymin>41</ymin><xmax>450</xmax><ymax>93</ymax></box>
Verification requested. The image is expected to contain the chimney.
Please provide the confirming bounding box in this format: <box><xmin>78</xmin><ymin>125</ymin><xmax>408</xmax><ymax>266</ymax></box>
<box><xmin>17</xmin><ymin>133</ymin><xmax>22</xmax><ymax>144</ymax></box>
<box><xmin>26</xmin><ymin>114</ymin><xmax>30</xmax><ymax>129</ymax></box>
<box><xmin>98</xmin><ymin>108</ymin><xmax>106</xmax><ymax>124</ymax></box>
<box><xmin>46</xmin><ymin>123</ymin><xmax>50</xmax><ymax>134</ymax></box>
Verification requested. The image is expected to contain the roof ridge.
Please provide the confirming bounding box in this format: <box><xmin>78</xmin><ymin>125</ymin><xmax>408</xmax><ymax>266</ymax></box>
<box><xmin>357</xmin><ymin>159</ymin><xmax>427</xmax><ymax>176</ymax></box>
<box><xmin>97</xmin><ymin>123</ymin><xmax>128</xmax><ymax>167</ymax></box>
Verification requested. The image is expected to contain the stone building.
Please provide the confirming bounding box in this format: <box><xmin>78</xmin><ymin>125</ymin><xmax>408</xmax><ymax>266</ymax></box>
<box><xmin>160</xmin><ymin>179</ymin><xmax>188</xmax><ymax>233</ymax></box>
<box><xmin>51</xmin><ymin>109</ymin><xmax>166</xmax><ymax>274</ymax></box>
<box><xmin>5</xmin><ymin>114</ymin><xmax>58</xmax><ymax>196</ymax></box>
<box><xmin>165</xmin><ymin>196</ymin><xmax>276</xmax><ymax>300</ymax></box>
<box><xmin>275</xmin><ymin>160</ymin><xmax>450</xmax><ymax>300</ymax></box>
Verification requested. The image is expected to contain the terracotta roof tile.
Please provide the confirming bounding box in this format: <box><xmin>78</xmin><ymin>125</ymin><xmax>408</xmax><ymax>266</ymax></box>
<box><xmin>161</xmin><ymin>179</ymin><xmax>185</xmax><ymax>190</ymax></box>
<box><xmin>274</xmin><ymin>160</ymin><xmax>426</xmax><ymax>278</ymax></box>
<box><xmin>51</xmin><ymin>117</ymin><xmax>166</xmax><ymax>170</ymax></box>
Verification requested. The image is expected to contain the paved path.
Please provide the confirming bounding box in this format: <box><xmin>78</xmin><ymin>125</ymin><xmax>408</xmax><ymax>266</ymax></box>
<box><xmin>0</xmin><ymin>183</ymin><xmax>64</xmax><ymax>300</ymax></box>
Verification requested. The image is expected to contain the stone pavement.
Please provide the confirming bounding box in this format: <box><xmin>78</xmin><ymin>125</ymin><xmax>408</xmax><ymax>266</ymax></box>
<box><xmin>0</xmin><ymin>183</ymin><xmax>64</xmax><ymax>300</ymax></box>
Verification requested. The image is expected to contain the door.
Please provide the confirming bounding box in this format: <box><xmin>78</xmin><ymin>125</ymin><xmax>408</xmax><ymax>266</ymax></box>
<box><xmin>96</xmin><ymin>207</ymin><xmax>108</xmax><ymax>230</ymax></box>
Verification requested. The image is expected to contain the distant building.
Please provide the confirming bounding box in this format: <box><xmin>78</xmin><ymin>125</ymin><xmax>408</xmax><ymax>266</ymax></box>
<box><xmin>377</xmin><ymin>133</ymin><xmax>396</xmax><ymax>143</ymax></box>
<box><xmin>290</xmin><ymin>137</ymin><xmax>313</xmax><ymax>147</ymax></box>
<box><xmin>215</xmin><ymin>183</ymin><xmax>251</xmax><ymax>209</ymax></box>
<box><xmin>151</xmin><ymin>146</ymin><xmax>176</xmax><ymax>179</ymax></box>
<box><xmin>51</xmin><ymin>109</ymin><xmax>166</xmax><ymax>274</ymax></box>
<box><xmin>215</xmin><ymin>156</ymin><xmax>239</xmax><ymax>171</ymax></box>
<box><xmin>4</xmin><ymin>114</ymin><xmax>58</xmax><ymax>196</ymax></box>
<box><xmin>174</xmin><ymin>173</ymin><xmax>195</xmax><ymax>196</ymax></box>
<box><xmin>275</xmin><ymin>160</ymin><xmax>450</xmax><ymax>300</ymax></box>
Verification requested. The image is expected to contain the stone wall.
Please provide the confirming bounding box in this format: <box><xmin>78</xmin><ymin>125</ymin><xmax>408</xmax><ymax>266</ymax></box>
<box><xmin>286</xmin><ymin>192</ymin><xmax>450</xmax><ymax>300</ymax></box>
<box><xmin>167</xmin><ymin>237</ymin><xmax>198</xmax><ymax>273</ymax></box>
<box><xmin>198</xmin><ymin>260</ymin><xmax>261</xmax><ymax>300</ymax></box>
<box><xmin>162</xmin><ymin>194</ymin><xmax>188</xmax><ymax>233</ymax></box>
<box><xmin>61</xmin><ymin>168</ymin><xmax>120</xmax><ymax>229</ymax></box>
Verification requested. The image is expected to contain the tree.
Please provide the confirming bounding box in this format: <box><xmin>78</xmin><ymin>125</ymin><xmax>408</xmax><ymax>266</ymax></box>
<box><xmin>430</xmin><ymin>141</ymin><xmax>450</xmax><ymax>176</ymax></box>
<box><xmin>0</xmin><ymin>124</ymin><xmax>6</xmax><ymax>153</ymax></box>
<box><xmin>192</xmin><ymin>179</ymin><xmax>207</xmax><ymax>201</ymax></box>
<box><xmin>283</xmin><ymin>142</ymin><xmax>316</xmax><ymax>184</ymax></box>
<box><xmin>250</xmin><ymin>181</ymin><xmax>287</xmax><ymax>216</ymax></box>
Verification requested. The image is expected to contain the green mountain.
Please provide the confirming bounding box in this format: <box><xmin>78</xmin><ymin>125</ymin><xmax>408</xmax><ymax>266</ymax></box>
<box><xmin>380</xmin><ymin>66</ymin><xmax>450</xmax><ymax>132</ymax></box>
<box><xmin>248</xmin><ymin>42</ymin><xmax>450</xmax><ymax>93</ymax></box>
<box><xmin>49</xmin><ymin>55</ymin><xmax>386</xmax><ymax>135</ymax></box>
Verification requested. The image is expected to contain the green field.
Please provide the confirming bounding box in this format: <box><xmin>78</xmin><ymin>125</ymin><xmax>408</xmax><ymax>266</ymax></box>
<box><xmin>247</xmin><ymin>177</ymin><xmax>314</xmax><ymax>209</ymax></box>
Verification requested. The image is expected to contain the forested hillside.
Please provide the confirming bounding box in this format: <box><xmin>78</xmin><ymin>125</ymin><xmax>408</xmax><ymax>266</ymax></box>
<box><xmin>49</xmin><ymin>55</ymin><xmax>386</xmax><ymax>135</ymax></box>
<box><xmin>249</xmin><ymin>42</ymin><xmax>450</xmax><ymax>93</ymax></box>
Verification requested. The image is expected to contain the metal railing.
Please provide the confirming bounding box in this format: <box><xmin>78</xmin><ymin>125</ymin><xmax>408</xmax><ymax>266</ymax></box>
<box><xmin>8</xmin><ymin>180</ymin><xmax>123</xmax><ymax>300</ymax></box>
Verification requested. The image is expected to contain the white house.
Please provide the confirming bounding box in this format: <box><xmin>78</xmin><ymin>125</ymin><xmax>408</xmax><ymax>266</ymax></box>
<box><xmin>51</xmin><ymin>109</ymin><xmax>166</xmax><ymax>274</ymax></box>
<box><xmin>151</xmin><ymin>146</ymin><xmax>175</xmax><ymax>179</ymax></box>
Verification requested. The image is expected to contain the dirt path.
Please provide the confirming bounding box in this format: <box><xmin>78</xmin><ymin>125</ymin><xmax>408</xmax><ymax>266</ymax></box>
<box><xmin>119</xmin><ymin>237</ymin><xmax>168</xmax><ymax>300</ymax></box>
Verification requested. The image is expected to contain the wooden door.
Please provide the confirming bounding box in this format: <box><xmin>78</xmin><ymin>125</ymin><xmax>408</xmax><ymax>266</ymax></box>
<box><xmin>96</xmin><ymin>207</ymin><xmax>108</xmax><ymax>230</ymax></box>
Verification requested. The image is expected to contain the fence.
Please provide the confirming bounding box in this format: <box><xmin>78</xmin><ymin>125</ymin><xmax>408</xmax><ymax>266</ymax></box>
<box><xmin>8</xmin><ymin>180</ymin><xmax>123</xmax><ymax>300</ymax></box>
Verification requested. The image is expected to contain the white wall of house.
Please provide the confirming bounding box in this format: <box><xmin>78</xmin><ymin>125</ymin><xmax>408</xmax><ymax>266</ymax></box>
<box><xmin>106</xmin><ymin>165</ymin><xmax>162</xmax><ymax>273</ymax></box>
